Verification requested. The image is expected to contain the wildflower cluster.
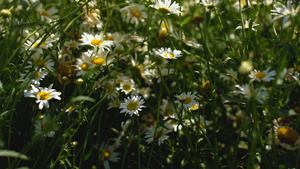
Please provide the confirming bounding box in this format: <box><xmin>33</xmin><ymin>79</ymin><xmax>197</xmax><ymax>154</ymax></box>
<box><xmin>1</xmin><ymin>0</ymin><xmax>300</xmax><ymax>168</ymax></box>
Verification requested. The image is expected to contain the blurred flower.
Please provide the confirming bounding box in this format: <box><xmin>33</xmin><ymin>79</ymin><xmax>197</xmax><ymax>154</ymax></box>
<box><xmin>64</xmin><ymin>40</ymin><xmax>80</xmax><ymax>49</ymax></box>
<box><xmin>201</xmin><ymin>0</ymin><xmax>222</xmax><ymax>9</ymax></box>
<box><xmin>119</xmin><ymin>95</ymin><xmax>145</xmax><ymax>116</ymax></box>
<box><xmin>233</xmin><ymin>84</ymin><xmax>269</xmax><ymax>104</ymax></box>
<box><xmin>150</xmin><ymin>0</ymin><xmax>181</xmax><ymax>15</ymax></box>
<box><xmin>249</xmin><ymin>67</ymin><xmax>276</xmax><ymax>82</ymax></box>
<box><xmin>98</xmin><ymin>143</ymin><xmax>121</xmax><ymax>169</ymax></box>
<box><xmin>238</xmin><ymin>60</ymin><xmax>253</xmax><ymax>75</ymax></box>
<box><xmin>20</xmin><ymin>68</ymin><xmax>48</xmax><ymax>87</ymax></box>
<box><xmin>36</xmin><ymin>4</ymin><xmax>58</xmax><ymax>22</ymax></box>
<box><xmin>271</xmin><ymin>1</ymin><xmax>300</xmax><ymax>27</ymax></box>
<box><xmin>145</xmin><ymin>124</ymin><xmax>170</xmax><ymax>145</ymax></box>
<box><xmin>82</xmin><ymin>4</ymin><xmax>101</xmax><ymax>27</ymax></box>
<box><xmin>117</xmin><ymin>79</ymin><xmax>136</xmax><ymax>95</ymax></box>
<box><xmin>24</xmin><ymin>84</ymin><xmax>61</xmax><ymax>109</ymax></box>
<box><xmin>121</xmin><ymin>4</ymin><xmax>147</xmax><ymax>25</ymax></box>
<box><xmin>267</xmin><ymin>123</ymin><xmax>300</xmax><ymax>150</ymax></box>
<box><xmin>235</xmin><ymin>19</ymin><xmax>259</xmax><ymax>32</ymax></box>
<box><xmin>34</xmin><ymin>114</ymin><xmax>57</xmax><ymax>137</ymax></box>
<box><xmin>174</xmin><ymin>92</ymin><xmax>198</xmax><ymax>110</ymax></box>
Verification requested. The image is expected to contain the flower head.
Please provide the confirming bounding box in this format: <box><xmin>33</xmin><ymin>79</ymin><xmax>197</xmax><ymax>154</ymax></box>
<box><xmin>145</xmin><ymin>124</ymin><xmax>170</xmax><ymax>145</ymax></box>
<box><xmin>249</xmin><ymin>67</ymin><xmax>276</xmax><ymax>82</ymax></box>
<box><xmin>155</xmin><ymin>47</ymin><xmax>182</xmax><ymax>59</ymax></box>
<box><xmin>150</xmin><ymin>0</ymin><xmax>181</xmax><ymax>15</ymax></box>
<box><xmin>119</xmin><ymin>95</ymin><xmax>145</xmax><ymax>116</ymax></box>
<box><xmin>121</xmin><ymin>4</ymin><xmax>147</xmax><ymax>25</ymax></box>
<box><xmin>271</xmin><ymin>1</ymin><xmax>300</xmax><ymax>27</ymax></box>
<box><xmin>24</xmin><ymin>84</ymin><xmax>61</xmax><ymax>109</ymax></box>
<box><xmin>174</xmin><ymin>92</ymin><xmax>198</xmax><ymax>110</ymax></box>
<box><xmin>235</xmin><ymin>19</ymin><xmax>259</xmax><ymax>32</ymax></box>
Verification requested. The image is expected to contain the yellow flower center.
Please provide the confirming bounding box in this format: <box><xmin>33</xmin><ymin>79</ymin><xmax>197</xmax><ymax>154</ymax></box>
<box><xmin>81</xmin><ymin>63</ymin><xmax>89</xmax><ymax>71</ymax></box>
<box><xmin>57</xmin><ymin>62</ymin><xmax>74</xmax><ymax>76</ymax></box>
<box><xmin>155</xmin><ymin>129</ymin><xmax>164</xmax><ymax>138</ymax></box>
<box><xmin>253</xmin><ymin>72</ymin><xmax>267</xmax><ymax>80</ymax></box>
<box><xmin>241</xmin><ymin>0</ymin><xmax>247</xmax><ymax>6</ymax></box>
<box><xmin>90</xmin><ymin>39</ymin><xmax>103</xmax><ymax>46</ymax></box>
<box><xmin>103</xmin><ymin>151</ymin><xmax>110</xmax><ymax>160</ymax></box>
<box><xmin>161</xmin><ymin>22</ymin><xmax>169</xmax><ymax>29</ymax></box>
<box><xmin>183</xmin><ymin>97</ymin><xmax>192</xmax><ymax>104</ymax></box>
<box><xmin>68</xmin><ymin>105</ymin><xmax>76</xmax><ymax>111</ymax></box>
<box><xmin>92</xmin><ymin>57</ymin><xmax>105</xmax><ymax>65</ymax></box>
<box><xmin>106</xmin><ymin>84</ymin><xmax>113</xmax><ymax>92</ymax></box>
<box><xmin>277</xmin><ymin>127</ymin><xmax>299</xmax><ymax>144</ymax></box>
<box><xmin>189</xmin><ymin>103</ymin><xmax>199</xmax><ymax>110</ymax></box>
<box><xmin>34</xmin><ymin>59</ymin><xmax>46</xmax><ymax>67</ymax></box>
<box><xmin>67</xmin><ymin>42</ymin><xmax>77</xmax><ymax>47</ymax></box>
<box><xmin>37</xmin><ymin>91</ymin><xmax>51</xmax><ymax>100</ymax></box>
<box><xmin>123</xmin><ymin>84</ymin><xmax>132</xmax><ymax>92</ymax></box>
<box><xmin>127</xmin><ymin>101</ymin><xmax>139</xmax><ymax>110</ymax></box>
<box><xmin>158</xmin><ymin>29</ymin><xmax>168</xmax><ymax>41</ymax></box>
<box><xmin>130</xmin><ymin>9</ymin><xmax>141</xmax><ymax>18</ymax></box>
<box><xmin>158</xmin><ymin>7</ymin><xmax>171</xmax><ymax>14</ymax></box>
<box><xmin>164</xmin><ymin>53</ymin><xmax>175</xmax><ymax>58</ymax></box>
<box><xmin>169</xmin><ymin>119</ymin><xmax>178</xmax><ymax>125</ymax></box>
<box><xmin>105</xmin><ymin>35</ymin><xmax>114</xmax><ymax>41</ymax></box>
<box><xmin>41</xmin><ymin>10</ymin><xmax>50</xmax><ymax>18</ymax></box>
<box><xmin>165</xmin><ymin>109</ymin><xmax>173</xmax><ymax>116</ymax></box>
<box><xmin>33</xmin><ymin>42</ymin><xmax>46</xmax><ymax>48</ymax></box>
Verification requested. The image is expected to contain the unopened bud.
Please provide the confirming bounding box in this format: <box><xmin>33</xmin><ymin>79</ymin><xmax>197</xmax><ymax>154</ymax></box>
<box><xmin>114</xmin><ymin>42</ymin><xmax>125</xmax><ymax>54</ymax></box>
<box><xmin>238</xmin><ymin>61</ymin><xmax>253</xmax><ymax>75</ymax></box>
<box><xmin>0</xmin><ymin>9</ymin><xmax>12</xmax><ymax>18</ymax></box>
<box><xmin>75</xmin><ymin>78</ymin><xmax>84</xmax><ymax>85</ymax></box>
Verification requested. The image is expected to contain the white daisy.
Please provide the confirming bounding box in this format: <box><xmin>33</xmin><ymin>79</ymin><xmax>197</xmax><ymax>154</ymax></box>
<box><xmin>155</xmin><ymin>47</ymin><xmax>182</xmax><ymax>59</ymax></box>
<box><xmin>119</xmin><ymin>95</ymin><xmax>145</xmax><ymax>116</ymax></box>
<box><xmin>20</xmin><ymin>67</ymin><xmax>48</xmax><ymax>87</ymax></box>
<box><xmin>25</xmin><ymin>53</ymin><xmax>55</xmax><ymax>72</ymax></box>
<box><xmin>64</xmin><ymin>40</ymin><xmax>80</xmax><ymax>49</ymax></box>
<box><xmin>271</xmin><ymin>1</ymin><xmax>300</xmax><ymax>27</ymax></box>
<box><xmin>267</xmin><ymin>122</ymin><xmax>300</xmax><ymax>151</ymax></box>
<box><xmin>24</xmin><ymin>84</ymin><xmax>61</xmax><ymax>109</ymax></box>
<box><xmin>145</xmin><ymin>124</ymin><xmax>170</xmax><ymax>145</ymax></box>
<box><xmin>36</xmin><ymin>4</ymin><xmax>58</xmax><ymax>22</ymax></box>
<box><xmin>235</xmin><ymin>19</ymin><xmax>259</xmax><ymax>32</ymax></box>
<box><xmin>233</xmin><ymin>84</ymin><xmax>269</xmax><ymax>104</ymax></box>
<box><xmin>249</xmin><ymin>67</ymin><xmax>276</xmax><ymax>82</ymax></box>
<box><xmin>150</xmin><ymin>0</ymin><xmax>181</xmax><ymax>15</ymax></box>
<box><xmin>174</xmin><ymin>92</ymin><xmax>198</xmax><ymax>110</ymax></box>
<box><xmin>117</xmin><ymin>79</ymin><xmax>136</xmax><ymax>95</ymax></box>
<box><xmin>121</xmin><ymin>4</ymin><xmax>147</xmax><ymax>25</ymax></box>
<box><xmin>98</xmin><ymin>143</ymin><xmax>121</xmax><ymax>169</ymax></box>
<box><xmin>23</xmin><ymin>33</ymin><xmax>53</xmax><ymax>55</ymax></box>
<box><xmin>201</xmin><ymin>0</ymin><xmax>222</xmax><ymax>9</ymax></box>
<box><xmin>79</xmin><ymin>32</ymin><xmax>114</xmax><ymax>50</ymax></box>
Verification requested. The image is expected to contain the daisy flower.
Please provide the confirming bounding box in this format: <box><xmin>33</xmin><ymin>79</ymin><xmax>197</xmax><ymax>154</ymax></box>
<box><xmin>121</xmin><ymin>4</ymin><xmax>147</xmax><ymax>25</ymax></box>
<box><xmin>155</xmin><ymin>47</ymin><xmax>182</xmax><ymax>59</ymax></box>
<box><xmin>64</xmin><ymin>40</ymin><xmax>80</xmax><ymax>49</ymax></box>
<box><xmin>174</xmin><ymin>92</ymin><xmax>198</xmax><ymax>110</ymax></box>
<box><xmin>249</xmin><ymin>67</ymin><xmax>276</xmax><ymax>82</ymax></box>
<box><xmin>201</xmin><ymin>0</ymin><xmax>222</xmax><ymax>9</ymax></box>
<box><xmin>233</xmin><ymin>84</ymin><xmax>269</xmax><ymax>104</ymax></box>
<box><xmin>24</xmin><ymin>84</ymin><xmax>61</xmax><ymax>109</ymax></box>
<box><xmin>150</xmin><ymin>0</ymin><xmax>181</xmax><ymax>15</ymax></box>
<box><xmin>117</xmin><ymin>79</ymin><xmax>136</xmax><ymax>95</ymax></box>
<box><xmin>36</xmin><ymin>4</ymin><xmax>58</xmax><ymax>22</ymax></box>
<box><xmin>20</xmin><ymin>67</ymin><xmax>48</xmax><ymax>87</ymax></box>
<box><xmin>82</xmin><ymin>4</ymin><xmax>101</xmax><ymax>27</ymax></box>
<box><xmin>26</xmin><ymin>53</ymin><xmax>55</xmax><ymax>72</ymax></box>
<box><xmin>23</xmin><ymin>33</ymin><xmax>53</xmax><ymax>55</ymax></box>
<box><xmin>98</xmin><ymin>143</ymin><xmax>121</xmax><ymax>169</ymax></box>
<box><xmin>119</xmin><ymin>95</ymin><xmax>145</xmax><ymax>116</ymax></box>
<box><xmin>79</xmin><ymin>32</ymin><xmax>114</xmax><ymax>50</ymax></box>
<box><xmin>145</xmin><ymin>124</ymin><xmax>170</xmax><ymax>145</ymax></box>
<box><xmin>271</xmin><ymin>1</ymin><xmax>300</xmax><ymax>27</ymax></box>
<box><xmin>235</xmin><ymin>19</ymin><xmax>259</xmax><ymax>32</ymax></box>
<box><xmin>267</xmin><ymin>122</ymin><xmax>300</xmax><ymax>150</ymax></box>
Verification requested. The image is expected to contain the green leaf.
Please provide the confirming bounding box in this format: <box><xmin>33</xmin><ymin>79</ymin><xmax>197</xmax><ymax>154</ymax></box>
<box><xmin>276</xmin><ymin>109</ymin><xmax>297</xmax><ymax>118</ymax></box>
<box><xmin>70</xmin><ymin>96</ymin><xmax>96</xmax><ymax>103</ymax></box>
<box><xmin>0</xmin><ymin>150</ymin><xmax>29</xmax><ymax>160</ymax></box>
<box><xmin>180</xmin><ymin>16</ymin><xmax>191</xmax><ymax>27</ymax></box>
